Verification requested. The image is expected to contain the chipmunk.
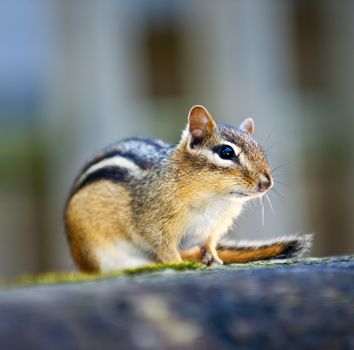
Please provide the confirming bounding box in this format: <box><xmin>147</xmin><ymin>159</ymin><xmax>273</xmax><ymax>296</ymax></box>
<box><xmin>65</xmin><ymin>105</ymin><xmax>312</xmax><ymax>273</ymax></box>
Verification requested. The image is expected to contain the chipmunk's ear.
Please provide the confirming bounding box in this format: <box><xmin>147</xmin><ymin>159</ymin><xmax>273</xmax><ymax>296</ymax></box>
<box><xmin>239</xmin><ymin>118</ymin><xmax>255</xmax><ymax>136</ymax></box>
<box><xmin>188</xmin><ymin>105</ymin><xmax>217</xmax><ymax>147</ymax></box>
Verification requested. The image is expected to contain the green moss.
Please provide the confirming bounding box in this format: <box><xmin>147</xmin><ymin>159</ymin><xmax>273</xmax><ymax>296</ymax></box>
<box><xmin>1</xmin><ymin>256</ymin><xmax>352</xmax><ymax>290</ymax></box>
<box><xmin>1</xmin><ymin>261</ymin><xmax>205</xmax><ymax>289</ymax></box>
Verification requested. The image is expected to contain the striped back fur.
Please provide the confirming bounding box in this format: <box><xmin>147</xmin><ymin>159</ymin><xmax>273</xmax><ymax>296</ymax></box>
<box><xmin>70</xmin><ymin>137</ymin><xmax>172</xmax><ymax>196</ymax></box>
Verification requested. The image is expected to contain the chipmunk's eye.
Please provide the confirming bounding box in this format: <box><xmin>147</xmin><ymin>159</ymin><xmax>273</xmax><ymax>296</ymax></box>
<box><xmin>218</xmin><ymin>145</ymin><xmax>235</xmax><ymax>160</ymax></box>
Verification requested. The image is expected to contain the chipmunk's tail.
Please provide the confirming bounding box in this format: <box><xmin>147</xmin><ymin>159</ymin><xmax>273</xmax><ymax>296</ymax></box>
<box><xmin>180</xmin><ymin>234</ymin><xmax>313</xmax><ymax>264</ymax></box>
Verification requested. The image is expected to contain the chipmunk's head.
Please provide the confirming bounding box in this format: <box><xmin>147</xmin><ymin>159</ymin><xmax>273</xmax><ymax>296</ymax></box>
<box><xmin>178</xmin><ymin>105</ymin><xmax>273</xmax><ymax>200</ymax></box>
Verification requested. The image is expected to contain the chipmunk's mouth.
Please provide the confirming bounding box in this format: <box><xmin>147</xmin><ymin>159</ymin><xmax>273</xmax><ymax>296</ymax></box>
<box><xmin>229</xmin><ymin>190</ymin><xmax>270</xmax><ymax>199</ymax></box>
<box><xmin>229</xmin><ymin>173</ymin><xmax>273</xmax><ymax>199</ymax></box>
<box><xmin>229</xmin><ymin>191</ymin><xmax>249</xmax><ymax>198</ymax></box>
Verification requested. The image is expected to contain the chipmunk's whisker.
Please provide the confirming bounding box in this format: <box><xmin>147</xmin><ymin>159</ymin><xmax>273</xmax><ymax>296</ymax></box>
<box><xmin>260</xmin><ymin>197</ymin><xmax>265</xmax><ymax>226</ymax></box>
<box><xmin>272</xmin><ymin>180</ymin><xmax>288</xmax><ymax>186</ymax></box>
<box><xmin>247</xmin><ymin>199</ymin><xmax>254</xmax><ymax>210</ymax></box>
<box><xmin>251</xmin><ymin>198</ymin><xmax>257</xmax><ymax>209</ymax></box>
<box><xmin>266</xmin><ymin>141</ymin><xmax>283</xmax><ymax>154</ymax></box>
<box><xmin>271</xmin><ymin>163</ymin><xmax>289</xmax><ymax>174</ymax></box>
<box><xmin>263</xmin><ymin>128</ymin><xmax>276</xmax><ymax>151</ymax></box>
<box><xmin>271</xmin><ymin>187</ymin><xmax>285</xmax><ymax>199</ymax></box>
<box><xmin>272</xmin><ymin>174</ymin><xmax>287</xmax><ymax>180</ymax></box>
<box><xmin>265</xmin><ymin>193</ymin><xmax>275</xmax><ymax>216</ymax></box>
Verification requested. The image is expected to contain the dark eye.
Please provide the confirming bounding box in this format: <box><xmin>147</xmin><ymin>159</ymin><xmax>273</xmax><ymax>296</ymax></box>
<box><xmin>218</xmin><ymin>145</ymin><xmax>235</xmax><ymax>160</ymax></box>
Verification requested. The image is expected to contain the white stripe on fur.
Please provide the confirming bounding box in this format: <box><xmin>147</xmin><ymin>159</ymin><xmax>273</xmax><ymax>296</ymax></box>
<box><xmin>76</xmin><ymin>156</ymin><xmax>140</xmax><ymax>187</ymax></box>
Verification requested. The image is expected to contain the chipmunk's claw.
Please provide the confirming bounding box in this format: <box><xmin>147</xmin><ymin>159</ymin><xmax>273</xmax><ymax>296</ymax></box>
<box><xmin>201</xmin><ymin>247</ymin><xmax>223</xmax><ymax>266</ymax></box>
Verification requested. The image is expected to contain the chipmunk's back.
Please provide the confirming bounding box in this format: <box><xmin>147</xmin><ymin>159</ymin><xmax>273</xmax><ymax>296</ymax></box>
<box><xmin>71</xmin><ymin>137</ymin><xmax>171</xmax><ymax>195</ymax></box>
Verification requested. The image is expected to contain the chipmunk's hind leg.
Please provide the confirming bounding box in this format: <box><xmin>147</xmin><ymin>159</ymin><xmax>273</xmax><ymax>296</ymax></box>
<box><xmin>65</xmin><ymin>180</ymin><xmax>142</xmax><ymax>272</ymax></box>
<box><xmin>66</xmin><ymin>231</ymin><xmax>100</xmax><ymax>272</ymax></box>
<box><xmin>94</xmin><ymin>241</ymin><xmax>154</xmax><ymax>272</ymax></box>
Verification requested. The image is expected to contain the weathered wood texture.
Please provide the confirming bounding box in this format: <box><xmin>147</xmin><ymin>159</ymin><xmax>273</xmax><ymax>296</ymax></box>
<box><xmin>0</xmin><ymin>256</ymin><xmax>353</xmax><ymax>350</ymax></box>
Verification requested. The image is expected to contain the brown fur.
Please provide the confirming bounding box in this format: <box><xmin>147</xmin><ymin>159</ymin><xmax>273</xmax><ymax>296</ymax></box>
<box><xmin>66</xmin><ymin>180</ymin><xmax>135</xmax><ymax>272</ymax></box>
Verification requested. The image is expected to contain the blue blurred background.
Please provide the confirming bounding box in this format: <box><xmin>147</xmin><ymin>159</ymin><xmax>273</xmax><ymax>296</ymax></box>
<box><xmin>0</xmin><ymin>0</ymin><xmax>353</xmax><ymax>277</ymax></box>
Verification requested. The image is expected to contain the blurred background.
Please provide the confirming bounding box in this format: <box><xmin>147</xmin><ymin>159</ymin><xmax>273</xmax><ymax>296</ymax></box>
<box><xmin>0</xmin><ymin>0</ymin><xmax>353</xmax><ymax>277</ymax></box>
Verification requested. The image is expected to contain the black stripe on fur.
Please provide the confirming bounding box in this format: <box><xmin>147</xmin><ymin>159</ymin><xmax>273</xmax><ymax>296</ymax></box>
<box><xmin>74</xmin><ymin>166</ymin><xmax>130</xmax><ymax>193</ymax></box>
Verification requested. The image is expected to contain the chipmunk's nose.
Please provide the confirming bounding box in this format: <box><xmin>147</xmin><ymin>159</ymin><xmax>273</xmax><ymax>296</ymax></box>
<box><xmin>257</xmin><ymin>173</ymin><xmax>273</xmax><ymax>192</ymax></box>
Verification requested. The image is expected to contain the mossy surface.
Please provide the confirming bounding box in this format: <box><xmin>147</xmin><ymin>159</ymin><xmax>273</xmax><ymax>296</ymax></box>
<box><xmin>1</xmin><ymin>256</ymin><xmax>352</xmax><ymax>289</ymax></box>
<box><xmin>1</xmin><ymin>261</ymin><xmax>205</xmax><ymax>289</ymax></box>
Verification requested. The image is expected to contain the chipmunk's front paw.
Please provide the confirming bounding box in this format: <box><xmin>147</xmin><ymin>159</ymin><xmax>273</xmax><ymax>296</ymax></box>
<box><xmin>201</xmin><ymin>247</ymin><xmax>223</xmax><ymax>266</ymax></box>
